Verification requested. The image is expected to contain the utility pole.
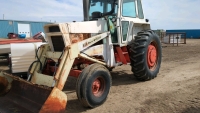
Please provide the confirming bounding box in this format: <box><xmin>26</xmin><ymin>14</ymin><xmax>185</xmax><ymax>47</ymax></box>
<box><xmin>3</xmin><ymin>14</ymin><xmax>4</xmax><ymax>20</ymax></box>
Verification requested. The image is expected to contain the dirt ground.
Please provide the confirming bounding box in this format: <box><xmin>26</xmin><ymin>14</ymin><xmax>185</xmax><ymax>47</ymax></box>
<box><xmin>65</xmin><ymin>39</ymin><xmax>200</xmax><ymax>113</ymax></box>
<box><xmin>0</xmin><ymin>39</ymin><xmax>200</xmax><ymax>113</ymax></box>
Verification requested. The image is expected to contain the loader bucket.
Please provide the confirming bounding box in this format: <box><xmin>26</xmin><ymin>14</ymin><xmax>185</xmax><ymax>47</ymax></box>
<box><xmin>0</xmin><ymin>72</ymin><xmax>67</xmax><ymax>113</ymax></box>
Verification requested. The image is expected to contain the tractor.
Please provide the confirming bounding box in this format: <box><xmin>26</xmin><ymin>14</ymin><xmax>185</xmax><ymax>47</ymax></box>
<box><xmin>0</xmin><ymin>0</ymin><xmax>161</xmax><ymax>112</ymax></box>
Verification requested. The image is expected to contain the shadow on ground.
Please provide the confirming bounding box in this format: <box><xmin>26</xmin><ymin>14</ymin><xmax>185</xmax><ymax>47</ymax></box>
<box><xmin>66</xmin><ymin>99</ymin><xmax>88</xmax><ymax>113</ymax></box>
<box><xmin>111</xmin><ymin>70</ymin><xmax>141</xmax><ymax>86</ymax></box>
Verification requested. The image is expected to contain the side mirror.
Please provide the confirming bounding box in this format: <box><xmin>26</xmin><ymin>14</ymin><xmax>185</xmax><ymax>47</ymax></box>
<box><xmin>92</xmin><ymin>12</ymin><xmax>102</xmax><ymax>19</ymax></box>
<box><xmin>146</xmin><ymin>19</ymin><xmax>149</xmax><ymax>22</ymax></box>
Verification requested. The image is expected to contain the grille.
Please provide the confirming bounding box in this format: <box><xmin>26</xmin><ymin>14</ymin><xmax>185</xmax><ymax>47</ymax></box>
<box><xmin>49</xmin><ymin>26</ymin><xmax>60</xmax><ymax>32</ymax></box>
<box><xmin>51</xmin><ymin>36</ymin><xmax>65</xmax><ymax>52</ymax></box>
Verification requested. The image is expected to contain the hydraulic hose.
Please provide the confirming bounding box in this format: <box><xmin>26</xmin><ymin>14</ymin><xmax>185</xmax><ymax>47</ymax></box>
<box><xmin>27</xmin><ymin>47</ymin><xmax>42</xmax><ymax>81</ymax></box>
<box><xmin>36</xmin><ymin>47</ymin><xmax>42</xmax><ymax>71</ymax></box>
<box><xmin>51</xmin><ymin>49</ymin><xmax>64</xmax><ymax>87</ymax></box>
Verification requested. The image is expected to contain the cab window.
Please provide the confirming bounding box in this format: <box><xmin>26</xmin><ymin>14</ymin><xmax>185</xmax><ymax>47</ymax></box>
<box><xmin>122</xmin><ymin>0</ymin><xmax>136</xmax><ymax>17</ymax></box>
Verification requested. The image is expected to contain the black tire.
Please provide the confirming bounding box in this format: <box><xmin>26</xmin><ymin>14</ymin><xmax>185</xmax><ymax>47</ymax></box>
<box><xmin>76</xmin><ymin>63</ymin><xmax>112</xmax><ymax>108</ymax></box>
<box><xmin>129</xmin><ymin>30</ymin><xmax>162</xmax><ymax>81</ymax></box>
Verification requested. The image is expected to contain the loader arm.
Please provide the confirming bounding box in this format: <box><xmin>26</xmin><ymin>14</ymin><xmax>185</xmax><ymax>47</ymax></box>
<box><xmin>0</xmin><ymin>31</ymin><xmax>112</xmax><ymax>113</ymax></box>
<box><xmin>51</xmin><ymin>32</ymin><xmax>110</xmax><ymax>90</ymax></box>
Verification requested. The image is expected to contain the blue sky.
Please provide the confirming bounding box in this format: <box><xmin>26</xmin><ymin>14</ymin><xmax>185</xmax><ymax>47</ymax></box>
<box><xmin>0</xmin><ymin>0</ymin><xmax>200</xmax><ymax>30</ymax></box>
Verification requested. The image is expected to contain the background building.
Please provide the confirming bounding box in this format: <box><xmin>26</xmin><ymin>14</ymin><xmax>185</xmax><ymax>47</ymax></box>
<box><xmin>166</xmin><ymin>29</ymin><xmax>200</xmax><ymax>39</ymax></box>
<box><xmin>0</xmin><ymin>19</ymin><xmax>51</xmax><ymax>38</ymax></box>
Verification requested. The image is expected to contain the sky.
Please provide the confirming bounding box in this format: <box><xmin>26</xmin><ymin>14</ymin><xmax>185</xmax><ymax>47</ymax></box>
<box><xmin>0</xmin><ymin>0</ymin><xmax>200</xmax><ymax>30</ymax></box>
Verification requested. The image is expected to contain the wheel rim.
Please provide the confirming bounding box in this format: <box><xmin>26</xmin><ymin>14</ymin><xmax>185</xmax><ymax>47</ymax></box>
<box><xmin>147</xmin><ymin>42</ymin><xmax>158</xmax><ymax>70</ymax></box>
<box><xmin>92</xmin><ymin>77</ymin><xmax>105</xmax><ymax>97</ymax></box>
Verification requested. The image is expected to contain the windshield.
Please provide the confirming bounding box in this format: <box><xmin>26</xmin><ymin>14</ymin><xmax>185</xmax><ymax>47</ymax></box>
<box><xmin>122</xmin><ymin>0</ymin><xmax>136</xmax><ymax>17</ymax></box>
<box><xmin>89</xmin><ymin>0</ymin><xmax>117</xmax><ymax>19</ymax></box>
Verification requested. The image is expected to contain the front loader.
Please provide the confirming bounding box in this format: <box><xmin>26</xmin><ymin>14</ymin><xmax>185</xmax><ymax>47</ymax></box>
<box><xmin>0</xmin><ymin>0</ymin><xmax>162</xmax><ymax>112</ymax></box>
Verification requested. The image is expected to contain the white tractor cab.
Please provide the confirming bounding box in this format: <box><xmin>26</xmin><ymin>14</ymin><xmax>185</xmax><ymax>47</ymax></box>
<box><xmin>83</xmin><ymin>0</ymin><xmax>151</xmax><ymax>46</ymax></box>
<box><xmin>0</xmin><ymin>0</ymin><xmax>162</xmax><ymax>112</ymax></box>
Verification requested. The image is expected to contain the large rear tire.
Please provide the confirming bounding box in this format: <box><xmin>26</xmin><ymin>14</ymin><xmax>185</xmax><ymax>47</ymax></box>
<box><xmin>76</xmin><ymin>63</ymin><xmax>112</xmax><ymax>108</ymax></box>
<box><xmin>129</xmin><ymin>30</ymin><xmax>162</xmax><ymax>81</ymax></box>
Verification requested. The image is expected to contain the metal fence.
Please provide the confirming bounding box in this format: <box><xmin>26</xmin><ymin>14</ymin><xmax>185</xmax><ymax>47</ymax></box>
<box><xmin>160</xmin><ymin>32</ymin><xmax>186</xmax><ymax>46</ymax></box>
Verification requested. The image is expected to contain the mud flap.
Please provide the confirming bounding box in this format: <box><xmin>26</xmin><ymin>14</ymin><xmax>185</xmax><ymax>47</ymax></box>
<box><xmin>0</xmin><ymin>73</ymin><xmax>67</xmax><ymax>113</ymax></box>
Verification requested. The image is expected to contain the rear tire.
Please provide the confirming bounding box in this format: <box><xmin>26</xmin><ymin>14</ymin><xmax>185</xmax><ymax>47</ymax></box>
<box><xmin>129</xmin><ymin>30</ymin><xmax>162</xmax><ymax>80</ymax></box>
<box><xmin>76</xmin><ymin>63</ymin><xmax>112</xmax><ymax>108</ymax></box>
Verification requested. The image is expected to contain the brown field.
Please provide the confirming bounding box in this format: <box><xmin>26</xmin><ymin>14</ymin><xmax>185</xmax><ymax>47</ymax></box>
<box><xmin>0</xmin><ymin>39</ymin><xmax>200</xmax><ymax>113</ymax></box>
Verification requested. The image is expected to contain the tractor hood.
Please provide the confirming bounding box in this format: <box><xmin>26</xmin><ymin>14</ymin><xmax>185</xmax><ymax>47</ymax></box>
<box><xmin>44</xmin><ymin>21</ymin><xmax>108</xmax><ymax>51</ymax></box>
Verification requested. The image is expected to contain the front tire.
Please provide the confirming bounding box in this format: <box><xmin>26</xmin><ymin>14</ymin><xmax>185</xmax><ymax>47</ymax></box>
<box><xmin>129</xmin><ymin>30</ymin><xmax>162</xmax><ymax>80</ymax></box>
<box><xmin>76</xmin><ymin>63</ymin><xmax>112</xmax><ymax>108</ymax></box>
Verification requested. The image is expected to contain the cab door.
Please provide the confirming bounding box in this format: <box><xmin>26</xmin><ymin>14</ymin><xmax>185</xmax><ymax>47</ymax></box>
<box><xmin>118</xmin><ymin>0</ymin><xmax>137</xmax><ymax>45</ymax></box>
